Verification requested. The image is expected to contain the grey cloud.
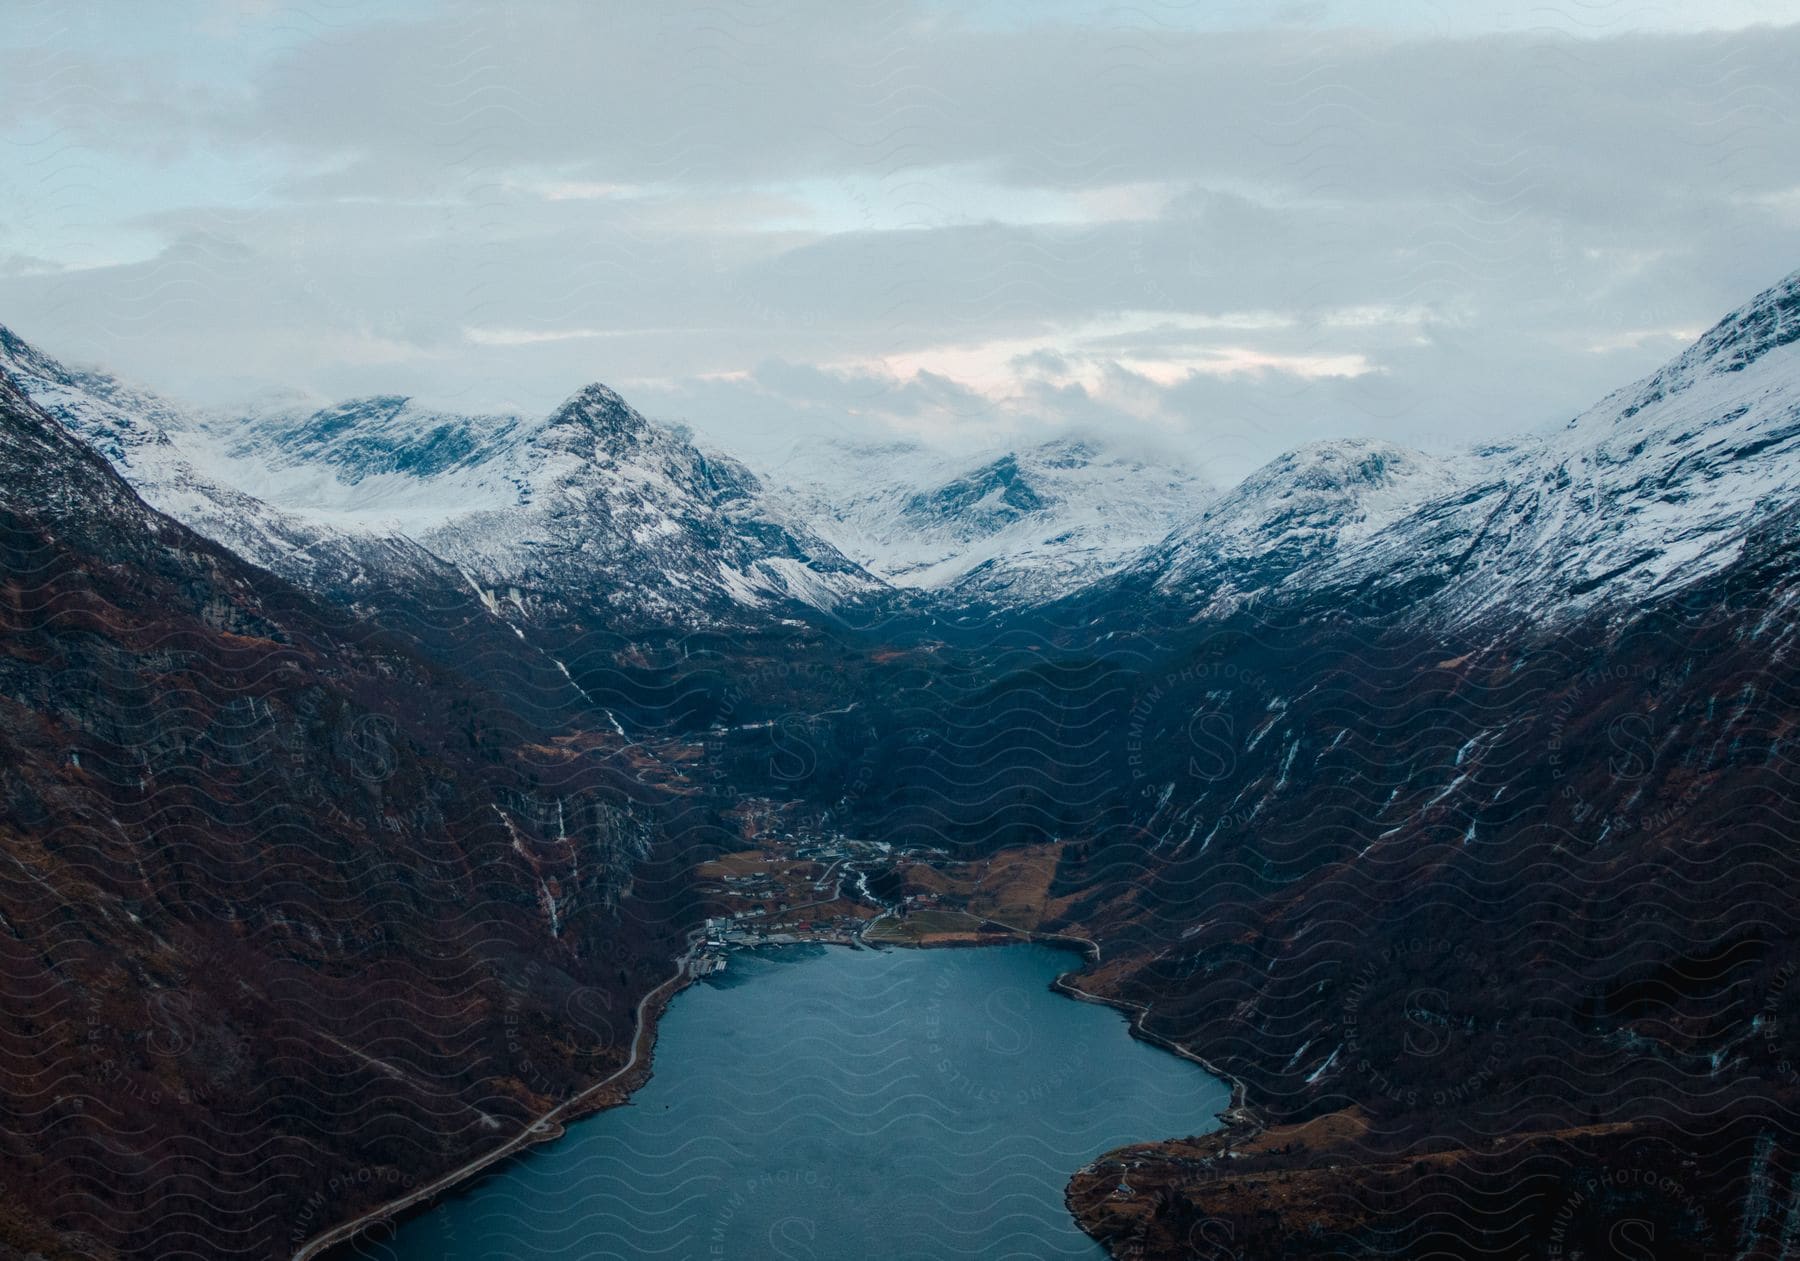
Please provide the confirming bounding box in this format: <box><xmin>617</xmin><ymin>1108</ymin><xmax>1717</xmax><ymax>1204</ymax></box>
<box><xmin>220</xmin><ymin>13</ymin><xmax>1800</xmax><ymax>212</ymax></box>
<box><xmin>20</xmin><ymin>6</ymin><xmax>1798</xmax><ymax>214</ymax></box>
<box><xmin>1</xmin><ymin>3</ymin><xmax>1798</xmax><ymax>483</ymax></box>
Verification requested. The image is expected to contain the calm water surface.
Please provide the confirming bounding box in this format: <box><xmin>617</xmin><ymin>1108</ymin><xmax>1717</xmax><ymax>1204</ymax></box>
<box><xmin>380</xmin><ymin>943</ymin><xmax>1227</xmax><ymax>1260</ymax></box>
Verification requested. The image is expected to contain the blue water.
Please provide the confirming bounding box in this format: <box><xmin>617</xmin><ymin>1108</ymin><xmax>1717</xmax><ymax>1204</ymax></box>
<box><xmin>377</xmin><ymin>943</ymin><xmax>1227</xmax><ymax>1260</ymax></box>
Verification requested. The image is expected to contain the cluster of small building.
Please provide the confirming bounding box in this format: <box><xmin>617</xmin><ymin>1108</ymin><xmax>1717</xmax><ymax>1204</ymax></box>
<box><xmin>688</xmin><ymin>835</ymin><xmax>962</xmax><ymax>970</ymax></box>
<box><xmin>898</xmin><ymin>892</ymin><xmax>947</xmax><ymax>912</ymax></box>
<box><xmin>700</xmin><ymin>909</ymin><xmax>871</xmax><ymax>953</ymax></box>
<box><xmin>710</xmin><ymin>869</ymin><xmax>790</xmax><ymax>902</ymax></box>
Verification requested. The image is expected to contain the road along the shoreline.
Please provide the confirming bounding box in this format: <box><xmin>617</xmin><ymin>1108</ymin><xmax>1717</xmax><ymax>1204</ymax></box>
<box><xmin>291</xmin><ymin>931</ymin><xmax>703</xmax><ymax>1261</ymax></box>
<box><xmin>296</xmin><ymin>913</ymin><xmax>1252</xmax><ymax>1260</ymax></box>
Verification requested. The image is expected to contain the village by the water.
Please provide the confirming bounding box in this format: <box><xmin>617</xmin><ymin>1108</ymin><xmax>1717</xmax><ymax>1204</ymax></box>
<box><xmin>684</xmin><ymin>826</ymin><xmax>1078</xmax><ymax>978</ymax></box>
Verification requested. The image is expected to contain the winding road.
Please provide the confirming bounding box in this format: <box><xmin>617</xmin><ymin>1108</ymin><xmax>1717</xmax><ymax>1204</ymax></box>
<box><xmin>291</xmin><ymin>930</ymin><xmax>704</xmax><ymax>1260</ymax></box>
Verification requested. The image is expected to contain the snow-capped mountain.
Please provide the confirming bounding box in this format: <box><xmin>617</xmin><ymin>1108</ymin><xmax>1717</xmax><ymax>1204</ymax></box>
<box><xmin>1325</xmin><ymin>267</ymin><xmax>1800</xmax><ymax>627</ymax></box>
<box><xmin>0</xmin><ymin>325</ymin><xmax>452</xmax><ymax>599</ymax></box>
<box><xmin>777</xmin><ymin>435</ymin><xmax>1213</xmax><ymax>602</ymax></box>
<box><xmin>0</xmin><ymin>329</ymin><xmax>886</xmax><ymax>625</ymax></box>
<box><xmin>1120</xmin><ymin>437</ymin><xmax>1474</xmax><ymax>617</ymax></box>
<box><xmin>1115</xmin><ymin>268</ymin><xmax>1800</xmax><ymax>628</ymax></box>
<box><xmin>206</xmin><ymin>382</ymin><xmax>885</xmax><ymax>621</ymax></box>
<box><xmin>10</xmin><ymin>266</ymin><xmax>1799</xmax><ymax>633</ymax></box>
<box><xmin>5</xmin><ymin>324</ymin><xmax>1212</xmax><ymax>615</ymax></box>
<box><xmin>198</xmin><ymin>390</ymin><xmax>540</xmax><ymax>535</ymax></box>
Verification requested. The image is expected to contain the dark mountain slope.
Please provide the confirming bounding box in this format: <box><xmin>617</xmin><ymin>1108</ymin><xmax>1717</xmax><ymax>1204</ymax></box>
<box><xmin>786</xmin><ymin>482</ymin><xmax>1800</xmax><ymax>1257</ymax></box>
<box><xmin>788</xmin><ymin>280</ymin><xmax>1800</xmax><ymax>1258</ymax></box>
<box><xmin>1057</xmin><ymin>506</ymin><xmax>1800</xmax><ymax>1257</ymax></box>
<box><xmin>0</xmin><ymin>371</ymin><xmax>699</xmax><ymax>1259</ymax></box>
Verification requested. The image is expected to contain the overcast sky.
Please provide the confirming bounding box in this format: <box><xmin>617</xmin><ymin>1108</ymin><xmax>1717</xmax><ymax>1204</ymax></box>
<box><xmin>3</xmin><ymin>0</ymin><xmax>1800</xmax><ymax>481</ymax></box>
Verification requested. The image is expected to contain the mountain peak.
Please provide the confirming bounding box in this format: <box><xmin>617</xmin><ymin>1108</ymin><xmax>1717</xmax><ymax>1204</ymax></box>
<box><xmin>1238</xmin><ymin>437</ymin><xmax>1425</xmax><ymax>496</ymax></box>
<box><xmin>555</xmin><ymin>382</ymin><xmax>647</xmax><ymax>432</ymax></box>
<box><xmin>1132</xmin><ymin>436</ymin><xmax>1472</xmax><ymax>610</ymax></box>
<box><xmin>0</xmin><ymin>322</ymin><xmax>73</xmax><ymax>386</ymax></box>
<box><xmin>902</xmin><ymin>452</ymin><xmax>1046</xmax><ymax>528</ymax></box>
<box><xmin>776</xmin><ymin>432</ymin><xmax>1213</xmax><ymax>602</ymax></box>
<box><xmin>573</xmin><ymin>381</ymin><xmax>631</xmax><ymax>407</ymax></box>
<box><xmin>1610</xmin><ymin>267</ymin><xmax>1800</xmax><ymax>423</ymax></box>
<box><xmin>1693</xmin><ymin>267</ymin><xmax>1800</xmax><ymax>373</ymax></box>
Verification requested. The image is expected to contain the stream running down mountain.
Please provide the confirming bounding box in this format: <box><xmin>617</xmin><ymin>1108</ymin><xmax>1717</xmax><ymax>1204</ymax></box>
<box><xmin>378</xmin><ymin>944</ymin><xmax>1229</xmax><ymax>1260</ymax></box>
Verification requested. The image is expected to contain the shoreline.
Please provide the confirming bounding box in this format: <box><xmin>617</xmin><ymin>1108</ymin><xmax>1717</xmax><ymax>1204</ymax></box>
<box><xmin>863</xmin><ymin>907</ymin><xmax>1258</xmax><ymax>1133</ymax></box>
<box><xmin>290</xmin><ymin>929</ymin><xmax>704</xmax><ymax>1260</ymax></box>
<box><xmin>293</xmin><ymin>915</ymin><xmax>1250</xmax><ymax>1261</ymax></box>
<box><xmin>862</xmin><ymin>912</ymin><xmax>1260</xmax><ymax>1255</ymax></box>
<box><xmin>1047</xmin><ymin>973</ymin><xmax>1258</xmax><ymax>1133</ymax></box>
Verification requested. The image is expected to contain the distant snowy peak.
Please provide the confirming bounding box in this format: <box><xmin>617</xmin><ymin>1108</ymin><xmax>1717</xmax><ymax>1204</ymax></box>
<box><xmin>1126</xmin><ymin>269</ymin><xmax>1800</xmax><ymax>627</ymax></box>
<box><xmin>532</xmin><ymin>383</ymin><xmax>759</xmax><ymax>510</ymax></box>
<box><xmin>541</xmin><ymin>382</ymin><xmax>655</xmax><ymax>446</ymax></box>
<box><xmin>782</xmin><ymin>434</ymin><xmax>1214</xmax><ymax>602</ymax></box>
<box><xmin>1132</xmin><ymin>438</ymin><xmax>1474</xmax><ymax>612</ymax></box>
<box><xmin>0</xmin><ymin>325</ymin><xmax>445</xmax><ymax>598</ymax></box>
<box><xmin>900</xmin><ymin>451</ymin><xmax>1050</xmax><ymax>539</ymax></box>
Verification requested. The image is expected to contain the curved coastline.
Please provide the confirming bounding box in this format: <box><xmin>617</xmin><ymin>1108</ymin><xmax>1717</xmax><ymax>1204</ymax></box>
<box><xmin>866</xmin><ymin>910</ymin><xmax>1259</xmax><ymax>1133</ymax></box>
<box><xmin>861</xmin><ymin>914</ymin><xmax>1261</xmax><ymax>1256</ymax></box>
<box><xmin>296</xmin><ymin>920</ymin><xmax>1241</xmax><ymax>1260</ymax></box>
